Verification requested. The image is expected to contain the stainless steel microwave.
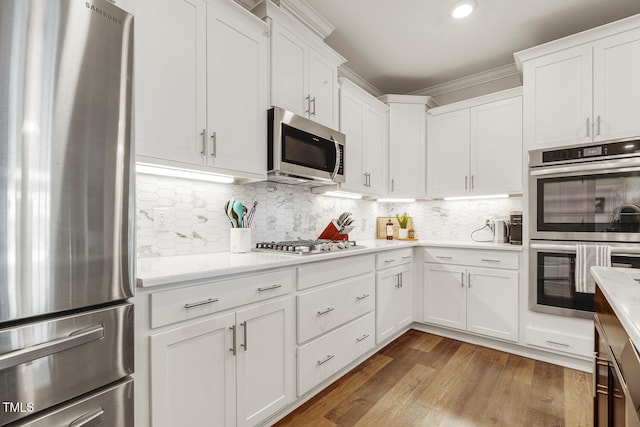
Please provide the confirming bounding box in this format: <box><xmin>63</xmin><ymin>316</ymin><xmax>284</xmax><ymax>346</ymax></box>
<box><xmin>267</xmin><ymin>106</ymin><xmax>345</xmax><ymax>185</ymax></box>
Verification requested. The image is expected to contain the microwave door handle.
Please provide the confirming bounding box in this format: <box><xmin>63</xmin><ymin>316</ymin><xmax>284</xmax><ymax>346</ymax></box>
<box><xmin>331</xmin><ymin>138</ymin><xmax>341</xmax><ymax>180</ymax></box>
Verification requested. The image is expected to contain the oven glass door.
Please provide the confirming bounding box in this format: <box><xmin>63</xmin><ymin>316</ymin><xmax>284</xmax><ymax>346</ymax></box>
<box><xmin>531</xmin><ymin>244</ymin><xmax>640</xmax><ymax>317</ymax></box>
<box><xmin>282</xmin><ymin>124</ymin><xmax>341</xmax><ymax>174</ymax></box>
<box><xmin>536</xmin><ymin>170</ymin><xmax>640</xmax><ymax>232</ymax></box>
<box><xmin>530</xmin><ymin>160</ymin><xmax>640</xmax><ymax>241</ymax></box>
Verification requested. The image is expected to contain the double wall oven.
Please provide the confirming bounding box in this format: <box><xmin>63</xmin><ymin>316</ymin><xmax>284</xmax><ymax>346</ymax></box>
<box><xmin>529</xmin><ymin>140</ymin><xmax>640</xmax><ymax>318</ymax></box>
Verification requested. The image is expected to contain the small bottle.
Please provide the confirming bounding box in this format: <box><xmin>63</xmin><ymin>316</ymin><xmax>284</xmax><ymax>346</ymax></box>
<box><xmin>386</xmin><ymin>218</ymin><xmax>394</xmax><ymax>240</ymax></box>
<box><xmin>408</xmin><ymin>228</ymin><xmax>415</xmax><ymax>239</ymax></box>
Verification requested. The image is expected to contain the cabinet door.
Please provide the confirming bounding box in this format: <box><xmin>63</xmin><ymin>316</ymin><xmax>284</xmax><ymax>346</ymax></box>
<box><xmin>135</xmin><ymin>0</ymin><xmax>207</xmax><ymax>166</ymax></box>
<box><xmin>363</xmin><ymin>104</ymin><xmax>388</xmax><ymax>195</ymax></box>
<box><xmin>466</xmin><ymin>267</ymin><xmax>518</xmax><ymax>342</ymax></box>
<box><xmin>150</xmin><ymin>313</ymin><xmax>236</xmax><ymax>427</ymax></box>
<box><xmin>207</xmin><ymin>0</ymin><xmax>268</xmax><ymax>178</ymax></box>
<box><xmin>426</xmin><ymin>109</ymin><xmax>470</xmax><ymax>197</ymax></box>
<box><xmin>375</xmin><ymin>267</ymin><xmax>400</xmax><ymax>343</ymax></box>
<box><xmin>308</xmin><ymin>49</ymin><xmax>339</xmax><ymax>128</ymax></box>
<box><xmin>593</xmin><ymin>28</ymin><xmax>640</xmax><ymax>142</ymax></box>
<box><xmin>271</xmin><ymin>22</ymin><xmax>308</xmax><ymax>117</ymax></box>
<box><xmin>423</xmin><ymin>263</ymin><xmax>466</xmax><ymax>331</ymax></box>
<box><xmin>523</xmin><ymin>45</ymin><xmax>593</xmax><ymax>149</ymax></box>
<box><xmin>388</xmin><ymin>103</ymin><xmax>426</xmax><ymax>197</ymax></box>
<box><xmin>470</xmin><ymin>97</ymin><xmax>523</xmax><ymax>195</ymax></box>
<box><xmin>396</xmin><ymin>266</ymin><xmax>413</xmax><ymax>329</ymax></box>
<box><xmin>235</xmin><ymin>297</ymin><xmax>294</xmax><ymax>427</ymax></box>
<box><xmin>339</xmin><ymin>89</ymin><xmax>366</xmax><ymax>192</ymax></box>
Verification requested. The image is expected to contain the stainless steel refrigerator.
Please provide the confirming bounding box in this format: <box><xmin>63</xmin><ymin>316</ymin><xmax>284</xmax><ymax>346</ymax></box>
<box><xmin>0</xmin><ymin>0</ymin><xmax>134</xmax><ymax>425</ymax></box>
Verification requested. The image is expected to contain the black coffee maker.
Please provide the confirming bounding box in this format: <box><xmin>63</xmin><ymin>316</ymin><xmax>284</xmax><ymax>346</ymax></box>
<box><xmin>509</xmin><ymin>213</ymin><xmax>523</xmax><ymax>245</ymax></box>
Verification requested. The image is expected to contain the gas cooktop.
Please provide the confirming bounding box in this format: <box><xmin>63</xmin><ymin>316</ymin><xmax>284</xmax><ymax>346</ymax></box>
<box><xmin>254</xmin><ymin>239</ymin><xmax>363</xmax><ymax>255</ymax></box>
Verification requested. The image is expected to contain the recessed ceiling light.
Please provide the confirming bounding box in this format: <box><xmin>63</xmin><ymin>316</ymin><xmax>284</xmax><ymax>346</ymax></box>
<box><xmin>451</xmin><ymin>0</ymin><xmax>476</xmax><ymax>19</ymax></box>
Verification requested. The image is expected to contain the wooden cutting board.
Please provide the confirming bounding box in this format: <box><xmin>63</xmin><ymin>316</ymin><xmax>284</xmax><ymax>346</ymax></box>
<box><xmin>376</xmin><ymin>217</ymin><xmax>414</xmax><ymax>239</ymax></box>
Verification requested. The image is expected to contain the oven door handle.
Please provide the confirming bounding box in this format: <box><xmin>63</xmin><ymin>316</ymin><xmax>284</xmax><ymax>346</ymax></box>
<box><xmin>530</xmin><ymin>160</ymin><xmax>640</xmax><ymax>177</ymax></box>
<box><xmin>530</xmin><ymin>242</ymin><xmax>640</xmax><ymax>254</ymax></box>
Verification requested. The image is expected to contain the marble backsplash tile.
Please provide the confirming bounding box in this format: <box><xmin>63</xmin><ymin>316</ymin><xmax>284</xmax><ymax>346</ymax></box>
<box><xmin>136</xmin><ymin>173</ymin><xmax>523</xmax><ymax>258</ymax></box>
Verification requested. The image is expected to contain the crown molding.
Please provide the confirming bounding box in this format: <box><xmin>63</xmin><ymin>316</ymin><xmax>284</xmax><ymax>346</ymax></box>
<box><xmin>271</xmin><ymin>0</ymin><xmax>335</xmax><ymax>39</ymax></box>
<box><xmin>338</xmin><ymin>65</ymin><xmax>384</xmax><ymax>98</ymax></box>
<box><xmin>409</xmin><ymin>63</ymin><xmax>520</xmax><ymax>98</ymax></box>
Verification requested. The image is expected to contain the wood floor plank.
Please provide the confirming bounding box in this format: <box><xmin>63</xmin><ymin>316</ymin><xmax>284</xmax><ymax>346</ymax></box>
<box><xmin>353</xmin><ymin>364</ymin><xmax>437</xmax><ymax>427</ymax></box>
<box><xmin>528</xmin><ymin>361</ymin><xmax>566</xmax><ymax>420</ymax></box>
<box><xmin>276</xmin><ymin>331</ymin><xmax>593</xmax><ymax>427</ymax></box>
<box><xmin>563</xmin><ymin>368</ymin><xmax>593</xmax><ymax>427</ymax></box>
<box><xmin>274</xmin><ymin>353</ymin><xmax>392</xmax><ymax>426</ymax></box>
<box><xmin>324</xmin><ymin>347</ymin><xmax>434</xmax><ymax>425</ymax></box>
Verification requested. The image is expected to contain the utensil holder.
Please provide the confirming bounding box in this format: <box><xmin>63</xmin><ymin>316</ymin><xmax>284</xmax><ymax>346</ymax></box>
<box><xmin>230</xmin><ymin>228</ymin><xmax>252</xmax><ymax>253</ymax></box>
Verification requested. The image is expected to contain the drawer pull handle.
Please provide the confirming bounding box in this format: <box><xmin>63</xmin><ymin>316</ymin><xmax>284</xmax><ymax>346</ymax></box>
<box><xmin>0</xmin><ymin>325</ymin><xmax>104</xmax><ymax>371</ymax></box>
<box><xmin>401</xmin><ymin>256</ymin><xmax>412</xmax><ymax>260</ymax></box>
<box><xmin>258</xmin><ymin>284</ymin><xmax>282</xmax><ymax>292</ymax></box>
<box><xmin>481</xmin><ymin>259</ymin><xmax>501</xmax><ymax>263</ymax></box>
<box><xmin>546</xmin><ymin>340</ymin><xmax>570</xmax><ymax>347</ymax></box>
<box><xmin>184</xmin><ymin>298</ymin><xmax>219</xmax><ymax>309</ymax></box>
<box><xmin>317</xmin><ymin>307</ymin><xmax>335</xmax><ymax>316</ymax></box>
<box><xmin>356</xmin><ymin>294</ymin><xmax>370</xmax><ymax>300</ymax></box>
<box><xmin>317</xmin><ymin>354</ymin><xmax>335</xmax><ymax>365</ymax></box>
<box><xmin>69</xmin><ymin>408</ymin><xmax>105</xmax><ymax>427</ymax></box>
<box><xmin>384</xmin><ymin>259</ymin><xmax>396</xmax><ymax>264</ymax></box>
<box><xmin>356</xmin><ymin>334</ymin><xmax>370</xmax><ymax>342</ymax></box>
<box><xmin>436</xmin><ymin>256</ymin><xmax>452</xmax><ymax>259</ymax></box>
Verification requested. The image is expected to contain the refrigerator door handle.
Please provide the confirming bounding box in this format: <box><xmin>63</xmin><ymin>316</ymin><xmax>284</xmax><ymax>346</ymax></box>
<box><xmin>0</xmin><ymin>324</ymin><xmax>104</xmax><ymax>370</ymax></box>
<box><xmin>68</xmin><ymin>408</ymin><xmax>105</xmax><ymax>427</ymax></box>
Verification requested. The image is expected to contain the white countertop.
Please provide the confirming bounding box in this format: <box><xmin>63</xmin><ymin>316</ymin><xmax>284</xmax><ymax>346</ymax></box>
<box><xmin>591</xmin><ymin>267</ymin><xmax>640</xmax><ymax>351</ymax></box>
<box><xmin>136</xmin><ymin>239</ymin><xmax>521</xmax><ymax>288</ymax></box>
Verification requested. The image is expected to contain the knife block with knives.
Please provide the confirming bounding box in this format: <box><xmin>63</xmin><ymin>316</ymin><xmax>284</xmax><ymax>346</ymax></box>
<box><xmin>318</xmin><ymin>212</ymin><xmax>354</xmax><ymax>240</ymax></box>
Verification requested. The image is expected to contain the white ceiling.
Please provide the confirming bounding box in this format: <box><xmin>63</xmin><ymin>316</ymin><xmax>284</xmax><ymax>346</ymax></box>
<box><xmin>304</xmin><ymin>0</ymin><xmax>640</xmax><ymax>94</ymax></box>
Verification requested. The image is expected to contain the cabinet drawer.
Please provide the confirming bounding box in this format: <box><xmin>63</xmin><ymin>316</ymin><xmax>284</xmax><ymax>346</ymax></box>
<box><xmin>297</xmin><ymin>274</ymin><xmax>375</xmax><ymax>343</ymax></box>
<box><xmin>376</xmin><ymin>248</ymin><xmax>413</xmax><ymax>270</ymax></box>
<box><xmin>297</xmin><ymin>255</ymin><xmax>375</xmax><ymax>290</ymax></box>
<box><xmin>150</xmin><ymin>269</ymin><xmax>293</xmax><ymax>328</ymax></box>
<box><xmin>424</xmin><ymin>247</ymin><xmax>519</xmax><ymax>270</ymax></box>
<box><xmin>526</xmin><ymin>326</ymin><xmax>592</xmax><ymax>358</ymax></box>
<box><xmin>297</xmin><ymin>312</ymin><xmax>375</xmax><ymax>396</ymax></box>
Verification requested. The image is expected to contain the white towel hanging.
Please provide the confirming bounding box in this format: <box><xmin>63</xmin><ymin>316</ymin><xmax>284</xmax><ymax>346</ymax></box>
<box><xmin>575</xmin><ymin>244</ymin><xmax>611</xmax><ymax>294</ymax></box>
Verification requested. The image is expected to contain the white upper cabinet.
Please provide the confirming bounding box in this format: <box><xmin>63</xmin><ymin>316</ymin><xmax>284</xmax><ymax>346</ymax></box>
<box><xmin>516</xmin><ymin>16</ymin><xmax>640</xmax><ymax>149</ymax></box>
<box><xmin>426</xmin><ymin>109</ymin><xmax>470</xmax><ymax>197</ymax></box>
<box><xmin>426</xmin><ymin>89</ymin><xmax>522</xmax><ymax>198</ymax></box>
<box><xmin>380</xmin><ymin>95</ymin><xmax>432</xmax><ymax>198</ymax></box>
<box><xmin>135</xmin><ymin>0</ymin><xmax>268</xmax><ymax>180</ymax></box>
<box><xmin>470</xmin><ymin>96</ymin><xmax>523</xmax><ymax>195</ymax></box>
<box><xmin>254</xmin><ymin>1</ymin><xmax>345</xmax><ymax>129</ymax></box>
<box><xmin>339</xmin><ymin>78</ymin><xmax>388</xmax><ymax>196</ymax></box>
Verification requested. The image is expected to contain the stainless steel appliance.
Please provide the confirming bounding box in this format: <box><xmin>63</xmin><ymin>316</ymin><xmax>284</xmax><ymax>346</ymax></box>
<box><xmin>529</xmin><ymin>140</ymin><xmax>640</xmax><ymax>317</ymax></box>
<box><xmin>529</xmin><ymin>241</ymin><xmax>640</xmax><ymax>318</ymax></box>
<box><xmin>0</xmin><ymin>0</ymin><xmax>134</xmax><ymax>425</ymax></box>
<box><xmin>529</xmin><ymin>140</ymin><xmax>640</xmax><ymax>242</ymax></box>
<box><xmin>268</xmin><ymin>106</ymin><xmax>346</xmax><ymax>184</ymax></box>
<box><xmin>255</xmin><ymin>239</ymin><xmax>362</xmax><ymax>255</ymax></box>
<box><xmin>509</xmin><ymin>212</ymin><xmax>522</xmax><ymax>245</ymax></box>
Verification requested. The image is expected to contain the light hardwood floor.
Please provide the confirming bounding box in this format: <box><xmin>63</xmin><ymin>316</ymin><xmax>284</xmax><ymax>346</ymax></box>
<box><xmin>275</xmin><ymin>330</ymin><xmax>593</xmax><ymax>427</ymax></box>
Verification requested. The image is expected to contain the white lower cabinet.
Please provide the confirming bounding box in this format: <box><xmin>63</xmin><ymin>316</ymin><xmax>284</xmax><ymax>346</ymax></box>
<box><xmin>297</xmin><ymin>312</ymin><xmax>375</xmax><ymax>396</ymax></box>
<box><xmin>375</xmin><ymin>250</ymin><xmax>413</xmax><ymax>343</ymax></box>
<box><xmin>423</xmin><ymin>248</ymin><xmax>519</xmax><ymax>342</ymax></box>
<box><xmin>150</xmin><ymin>312</ymin><xmax>236</xmax><ymax>427</ymax></box>
<box><xmin>149</xmin><ymin>296</ymin><xmax>294</xmax><ymax>427</ymax></box>
<box><xmin>295</xmin><ymin>255</ymin><xmax>376</xmax><ymax>396</ymax></box>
